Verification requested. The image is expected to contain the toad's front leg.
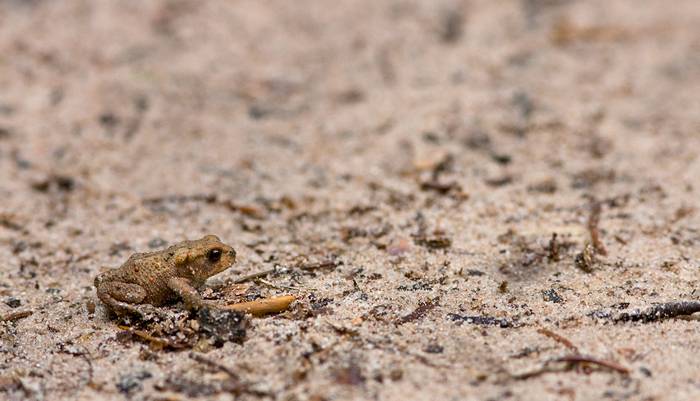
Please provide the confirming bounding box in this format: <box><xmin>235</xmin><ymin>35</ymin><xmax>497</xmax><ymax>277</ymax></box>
<box><xmin>167</xmin><ymin>277</ymin><xmax>216</xmax><ymax>310</ymax></box>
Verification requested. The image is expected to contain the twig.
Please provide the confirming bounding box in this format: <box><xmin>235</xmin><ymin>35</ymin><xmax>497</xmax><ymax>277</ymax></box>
<box><xmin>616</xmin><ymin>301</ymin><xmax>700</xmax><ymax>323</ymax></box>
<box><xmin>420</xmin><ymin>180</ymin><xmax>460</xmax><ymax>195</ymax></box>
<box><xmin>512</xmin><ymin>364</ymin><xmax>559</xmax><ymax>380</ymax></box>
<box><xmin>0</xmin><ymin>214</ymin><xmax>23</xmax><ymax>231</ymax></box>
<box><xmin>547</xmin><ymin>233</ymin><xmax>560</xmax><ymax>262</ymax></box>
<box><xmin>327</xmin><ymin>322</ymin><xmax>359</xmax><ymax>337</ymax></box>
<box><xmin>587</xmin><ymin>200</ymin><xmax>607</xmax><ymax>256</ymax></box>
<box><xmin>188</xmin><ymin>353</ymin><xmax>270</xmax><ymax>397</ymax></box>
<box><xmin>234</xmin><ymin>260</ymin><xmax>338</xmax><ymax>284</ymax></box>
<box><xmin>555</xmin><ymin>355</ymin><xmax>629</xmax><ymax>374</ymax></box>
<box><xmin>536</xmin><ymin>328</ymin><xmax>578</xmax><ymax>353</ymax></box>
<box><xmin>513</xmin><ymin>354</ymin><xmax>629</xmax><ymax>380</ymax></box>
<box><xmin>298</xmin><ymin>260</ymin><xmax>341</xmax><ymax>271</ymax></box>
<box><xmin>1</xmin><ymin>310</ymin><xmax>32</xmax><ymax>322</ymax></box>
<box><xmin>143</xmin><ymin>193</ymin><xmax>217</xmax><ymax>205</ymax></box>
<box><xmin>233</xmin><ymin>268</ymin><xmax>277</xmax><ymax>284</ymax></box>
<box><xmin>222</xmin><ymin>295</ymin><xmax>296</xmax><ymax>316</ymax></box>
<box><xmin>223</xmin><ymin>201</ymin><xmax>266</xmax><ymax>219</ymax></box>
<box><xmin>59</xmin><ymin>343</ymin><xmax>94</xmax><ymax>389</ymax></box>
<box><xmin>117</xmin><ymin>325</ymin><xmax>185</xmax><ymax>349</ymax></box>
<box><xmin>257</xmin><ymin>279</ymin><xmax>299</xmax><ymax>291</ymax></box>
<box><xmin>189</xmin><ymin>352</ymin><xmax>239</xmax><ymax>379</ymax></box>
<box><xmin>447</xmin><ymin>313</ymin><xmax>512</xmax><ymax>328</ymax></box>
<box><xmin>395</xmin><ymin>298</ymin><xmax>439</xmax><ymax>325</ymax></box>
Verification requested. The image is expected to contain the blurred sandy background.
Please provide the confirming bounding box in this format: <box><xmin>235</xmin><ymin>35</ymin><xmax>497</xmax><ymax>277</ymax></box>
<box><xmin>1</xmin><ymin>1</ymin><xmax>700</xmax><ymax>400</ymax></box>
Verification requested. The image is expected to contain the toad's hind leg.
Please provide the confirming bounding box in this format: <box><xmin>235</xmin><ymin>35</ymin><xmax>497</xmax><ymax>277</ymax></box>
<box><xmin>96</xmin><ymin>281</ymin><xmax>163</xmax><ymax>318</ymax></box>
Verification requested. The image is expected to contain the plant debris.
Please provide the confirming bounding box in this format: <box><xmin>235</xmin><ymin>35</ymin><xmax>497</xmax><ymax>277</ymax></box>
<box><xmin>536</xmin><ymin>328</ymin><xmax>578</xmax><ymax>352</ymax></box>
<box><xmin>571</xmin><ymin>168</ymin><xmax>616</xmax><ymax>189</ymax></box>
<box><xmin>222</xmin><ymin>295</ymin><xmax>296</xmax><ymax>316</ymax></box>
<box><xmin>197</xmin><ymin>307</ymin><xmax>248</xmax><ymax>345</ymax></box>
<box><xmin>117</xmin><ymin>325</ymin><xmax>188</xmax><ymax>350</ymax></box>
<box><xmin>447</xmin><ymin>313</ymin><xmax>512</xmax><ymax>328</ymax></box>
<box><xmin>189</xmin><ymin>352</ymin><xmax>239</xmax><ymax>379</ymax></box>
<box><xmin>158</xmin><ymin>374</ymin><xmax>239</xmax><ymax>397</ymax></box>
<box><xmin>587</xmin><ymin>199</ymin><xmax>608</xmax><ymax>256</ymax></box>
<box><xmin>1</xmin><ymin>310</ymin><xmax>32</xmax><ymax>322</ymax></box>
<box><xmin>30</xmin><ymin>174</ymin><xmax>75</xmax><ymax>193</ymax></box>
<box><xmin>413</xmin><ymin>235</ymin><xmax>452</xmax><ymax>250</ymax></box>
<box><xmin>574</xmin><ymin>242</ymin><xmax>596</xmax><ymax>273</ymax></box>
<box><xmin>298</xmin><ymin>259</ymin><xmax>342</xmax><ymax>272</ymax></box>
<box><xmin>233</xmin><ymin>268</ymin><xmax>279</xmax><ymax>284</ymax></box>
<box><xmin>438</xmin><ymin>7</ymin><xmax>464</xmax><ymax>43</ymax></box>
<box><xmin>547</xmin><ymin>233</ymin><xmax>560</xmax><ymax>261</ymax></box>
<box><xmin>115</xmin><ymin>307</ymin><xmax>248</xmax><ymax>350</ymax></box>
<box><xmin>116</xmin><ymin>370</ymin><xmax>152</xmax><ymax>395</ymax></box>
<box><xmin>176</xmin><ymin>353</ymin><xmax>270</xmax><ymax>397</ymax></box>
<box><xmin>615</xmin><ymin>301</ymin><xmax>700</xmax><ymax>323</ymax></box>
<box><xmin>4</xmin><ymin>297</ymin><xmax>21</xmax><ymax>308</ymax></box>
<box><xmin>420</xmin><ymin>180</ymin><xmax>461</xmax><ymax>195</ymax></box>
<box><xmin>333</xmin><ymin>361</ymin><xmax>366</xmax><ymax>387</ymax></box>
<box><xmin>424</xmin><ymin>343</ymin><xmax>444</xmax><ymax>354</ymax></box>
<box><xmin>528</xmin><ymin>178</ymin><xmax>558</xmax><ymax>194</ymax></box>
<box><xmin>0</xmin><ymin>214</ymin><xmax>24</xmax><ymax>232</ymax></box>
<box><xmin>513</xmin><ymin>354</ymin><xmax>629</xmax><ymax>380</ymax></box>
<box><xmin>395</xmin><ymin>298</ymin><xmax>439</xmax><ymax>325</ymax></box>
<box><xmin>418</xmin><ymin>153</ymin><xmax>464</xmax><ymax>197</ymax></box>
<box><xmin>551</xmin><ymin>17</ymin><xmax>632</xmax><ymax>47</ymax></box>
<box><xmin>498</xmin><ymin>229</ymin><xmax>576</xmax><ymax>277</ymax></box>
<box><xmin>484</xmin><ymin>175</ymin><xmax>514</xmax><ymax>187</ymax></box>
<box><xmin>542</xmin><ymin>289</ymin><xmax>563</xmax><ymax>303</ymax></box>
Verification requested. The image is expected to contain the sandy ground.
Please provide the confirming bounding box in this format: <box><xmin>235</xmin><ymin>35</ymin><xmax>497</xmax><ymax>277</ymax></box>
<box><xmin>1</xmin><ymin>0</ymin><xmax>700</xmax><ymax>400</ymax></box>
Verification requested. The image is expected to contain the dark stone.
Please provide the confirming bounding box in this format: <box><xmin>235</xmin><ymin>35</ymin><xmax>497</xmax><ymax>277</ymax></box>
<box><xmin>197</xmin><ymin>307</ymin><xmax>247</xmax><ymax>345</ymax></box>
<box><xmin>4</xmin><ymin>297</ymin><xmax>21</xmax><ymax>308</ymax></box>
<box><xmin>424</xmin><ymin>343</ymin><xmax>444</xmax><ymax>354</ymax></box>
<box><xmin>116</xmin><ymin>370</ymin><xmax>152</xmax><ymax>395</ymax></box>
<box><xmin>148</xmin><ymin>238</ymin><xmax>168</xmax><ymax>249</ymax></box>
<box><xmin>542</xmin><ymin>289</ymin><xmax>563</xmax><ymax>303</ymax></box>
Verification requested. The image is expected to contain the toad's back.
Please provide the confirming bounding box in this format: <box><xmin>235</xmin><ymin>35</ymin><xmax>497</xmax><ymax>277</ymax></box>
<box><xmin>96</xmin><ymin>250</ymin><xmax>179</xmax><ymax>305</ymax></box>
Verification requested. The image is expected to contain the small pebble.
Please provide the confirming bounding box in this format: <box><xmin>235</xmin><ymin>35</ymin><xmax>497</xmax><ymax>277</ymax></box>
<box><xmin>148</xmin><ymin>238</ymin><xmax>168</xmax><ymax>249</ymax></box>
<box><xmin>4</xmin><ymin>297</ymin><xmax>21</xmax><ymax>308</ymax></box>
<box><xmin>424</xmin><ymin>344</ymin><xmax>444</xmax><ymax>354</ymax></box>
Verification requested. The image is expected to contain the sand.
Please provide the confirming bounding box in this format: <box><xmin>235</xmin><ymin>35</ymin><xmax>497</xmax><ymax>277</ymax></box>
<box><xmin>1</xmin><ymin>1</ymin><xmax>700</xmax><ymax>400</ymax></box>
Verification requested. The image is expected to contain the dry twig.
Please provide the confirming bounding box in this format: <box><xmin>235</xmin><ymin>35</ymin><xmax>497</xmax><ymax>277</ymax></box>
<box><xmin>395</xmin><ymin>298</ymin><xmax>439</xmax><ymax>325</ymax></box>
<box><xmin>536</xmin><ymin>328</ymin><xmax>578</xmax><ymax>353</ymax></box>
<box><xmin>233</xmin><ymin>268</ymin><xmax>278</xmax><ymax>284</ymax></box>
<box><xmin>616</xmin><ymin>301</ymin><xmax>700</xmax><ymax>323</ymax></box>
<box><xmin>117</xmin><ymin>325</ymin><xmax>184</xmax><ymax>349</ymax></box>
<box><xmin>1</xmin><ymin>310</ymin><xmax>32</xmax><ymax>322</ymax></box>
<box><xmin>587</xmin><ymin>200</ymin><xmax>607</xmax><ymax>256</ymax></box>
<box><xmin>513</xmin><ymin>354</ymin><xmax>629</xmax><ymax>380</ymax></box>
<box><xmin>189</xmin><ymin>352</ymin><xmax>239</xmax><ymax>379</ymax></box>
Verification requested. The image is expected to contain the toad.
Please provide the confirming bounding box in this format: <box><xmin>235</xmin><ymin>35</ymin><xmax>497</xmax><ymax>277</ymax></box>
<box><xmin>94</xmin><ymin>235</ymin><xmax>236</xmax><ymax>317</ymax></box>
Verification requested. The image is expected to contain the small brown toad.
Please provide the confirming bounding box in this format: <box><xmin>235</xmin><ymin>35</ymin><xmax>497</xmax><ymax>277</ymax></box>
<box><xmin>94</xmin><ymin>235</ymin><xmax>236</xmax><ymax>317</ymax></box>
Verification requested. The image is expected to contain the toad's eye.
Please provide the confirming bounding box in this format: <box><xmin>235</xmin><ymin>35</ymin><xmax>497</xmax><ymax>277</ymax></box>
<box><xmin>207</xmin><ymin>248</ymin><xmax>222</xmax><ymax>263</ymax></box>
